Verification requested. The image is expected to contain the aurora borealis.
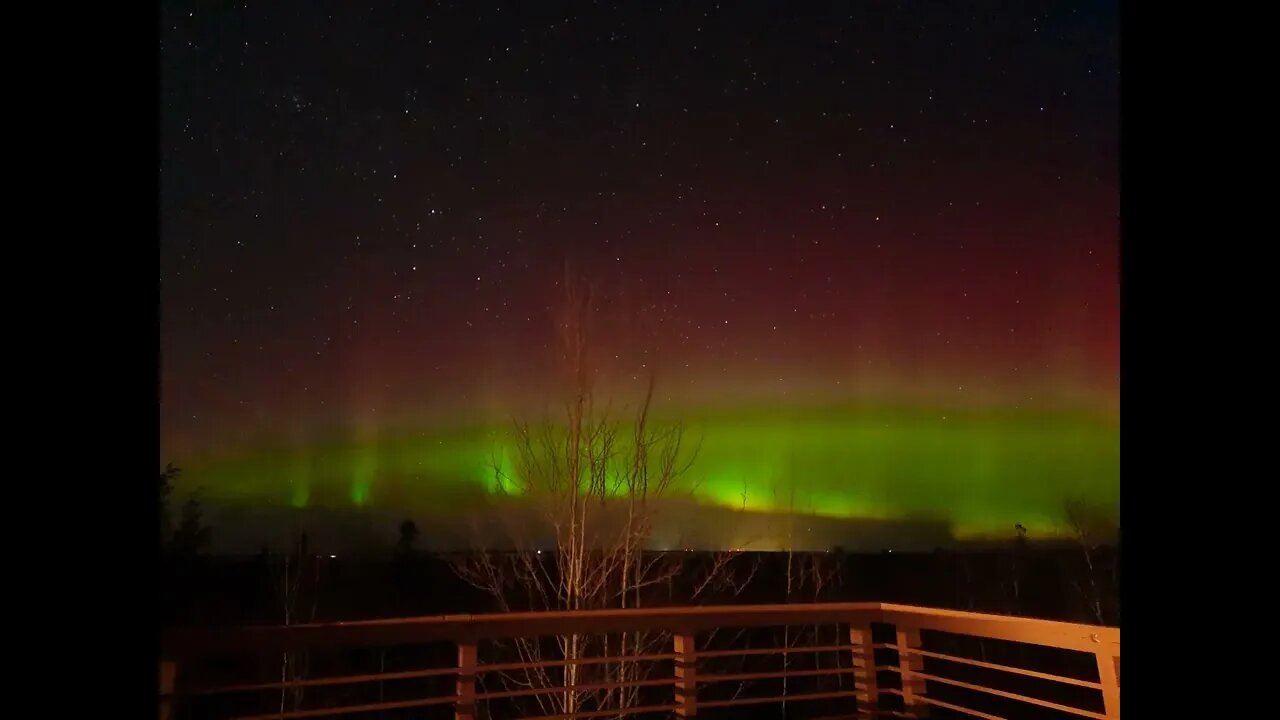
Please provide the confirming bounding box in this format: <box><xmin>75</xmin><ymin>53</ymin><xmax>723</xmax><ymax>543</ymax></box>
<box><xmin>161</xmin><ymin>2</ymin><xmax>1118</xmax><ymax>550</ymax></box>
<box><xmin>182</xmin><ymin>402</ymin><xmax>1116</xmax><ymax>547</ymax></box>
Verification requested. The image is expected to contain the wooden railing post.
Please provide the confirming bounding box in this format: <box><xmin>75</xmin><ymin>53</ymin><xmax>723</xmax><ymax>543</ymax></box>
<box><xmin>158</xmin><ymin>660</ymin><xmax>176</xmax><ymax>720</ymax></box>
<box><xmin>1096</xmin><ymin>651</ymin><xmax>1119</xmax><ymax>719</ymax></box>
<box><xmin>673</xmin><ymin>632</ymin><xmax>697</xmax><ymax>717</ymax></box>
<box><xmin>456</xmin><ymin>641</ymin><xmax>477</xmax><ymax>720</ymax></box>
<box><xmin>850</xmin><ymin>624</ymin><xmax>878</xmax><ymax>715</ymax></box>
<box><xmin>896</xmin><ymin>626</ymin><xmax>929</xmax><ymax>717</ymax></box>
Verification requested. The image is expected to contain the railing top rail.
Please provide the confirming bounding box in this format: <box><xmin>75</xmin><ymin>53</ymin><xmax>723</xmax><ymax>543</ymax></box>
<box><xmin>162</xmin><ymin>602</ymin><xmax>1118</xmax><ymax>660</ymax></box>
<box><xmin>216</xmin><ymin>601</ymin><xmax>890</xmax><ymax>630</ymax></box>
<box><xmin>878</xmin><ymin>603</ymin><xmax>1119</xmax><ymax>653</ymax></box>
<box><xmin>162</xmin><ymin>602</ymin><xmax>882</xmax><ymax>658</ymax></box>
<box><xmin>877</xmin><ymin>603</ymin><xmax>1115</xmax><ymax>631</ymax></box>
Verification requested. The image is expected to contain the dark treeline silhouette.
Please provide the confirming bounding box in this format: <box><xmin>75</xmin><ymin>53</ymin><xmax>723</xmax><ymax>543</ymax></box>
<box><xmin>160</xmin><ymin>511</ymin><xmax>1119</xmax><ymax>628</ymax></box>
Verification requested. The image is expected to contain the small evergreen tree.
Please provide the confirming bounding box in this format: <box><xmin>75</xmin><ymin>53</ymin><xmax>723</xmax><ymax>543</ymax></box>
<box><xmin>159</xmin><ymin>463</ymin><xmax>180</xmax><ymax>548</ymax></box>
<box><xmin>396</xmin><ymin>519</ymin><xmax>420</xmax><ymax>557</ymax></box>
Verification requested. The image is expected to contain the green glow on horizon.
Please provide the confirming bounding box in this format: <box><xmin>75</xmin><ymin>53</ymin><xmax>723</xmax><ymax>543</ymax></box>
<box><xmin>290</xmin><ymin>481</ymin><xmax>310</xmax><ymax>509</ymax></box>
<box><xmin>350</xmin><ymin>482</ymin><xmax>370</xmax><ymax>506</ymax></box>
<box><xmin>179</xmin><ymin>403</ymin><xmax>1118</xmax><ymax>540</ymax></box>
<box><xmin>350</xmin><ymin>443</ymin><xmax>376</xmax><ymax>506</ymax></box>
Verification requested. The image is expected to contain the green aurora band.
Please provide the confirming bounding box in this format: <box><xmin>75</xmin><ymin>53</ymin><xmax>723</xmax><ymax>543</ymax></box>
<box><xmin>181</xmin><ymin>402</ymin><xmax>1117</xmax><ymax>543</ymax></box>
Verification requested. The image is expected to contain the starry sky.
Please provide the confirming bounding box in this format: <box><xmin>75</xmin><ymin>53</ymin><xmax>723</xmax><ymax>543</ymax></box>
<box><xmin>160</xmin><ymin>1</ymin><xmax>1118</xmax><ymax>549</ymax></box>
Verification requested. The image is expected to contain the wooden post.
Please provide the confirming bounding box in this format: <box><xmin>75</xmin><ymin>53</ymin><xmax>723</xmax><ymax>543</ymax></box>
<box><xmin>673</xmin><ymin>632</ymin><xmax>697</xmax><ymax>717</ymax></box>
<box><xmin>1096</xmin><ymin>651</ymin><xmax>1119</xmax><ymax>719</ymax></box>
<box><xmin>456</xmin><ymin>641</ymin><xmax>477</xmax><ymax>720</ymax></box>
<box><xmin>158</xmin><ymin>660</ymin><xmax>176</xmax><ymax>720</ymax></box>
<box><xmin>850</xmin><ymin>624</ymin><xmax>878</xmax><ymax>716</ymax></box>
<box><xmin>896</xmin><ymin>627</ymin><xmax>928</xmax><ymax>717</ymax></box>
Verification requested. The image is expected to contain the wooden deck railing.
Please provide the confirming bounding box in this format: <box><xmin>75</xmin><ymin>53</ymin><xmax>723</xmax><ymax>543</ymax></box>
<box><xmin>161</xmin><ymin>602</ymin><xmax>1119</xmax><ymax>720</ymax></box>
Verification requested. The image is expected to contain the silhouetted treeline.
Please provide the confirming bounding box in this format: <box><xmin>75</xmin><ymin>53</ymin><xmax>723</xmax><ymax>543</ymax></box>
<box><xmin>161</xmin><ymin>541</ymin><xmax>1118</xmax><ymax>627</ymax></box>
<box><xmin>161</xmin><ymin>463</ymin><xmax>1118</xmax><ymax>626</ymax></box>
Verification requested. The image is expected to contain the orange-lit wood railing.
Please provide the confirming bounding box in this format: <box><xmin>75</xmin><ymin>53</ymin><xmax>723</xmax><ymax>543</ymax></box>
<box><xmin>161</xmin><ymin>602</ymin><xmax>1119</xmax><ymax>720</ymax></box>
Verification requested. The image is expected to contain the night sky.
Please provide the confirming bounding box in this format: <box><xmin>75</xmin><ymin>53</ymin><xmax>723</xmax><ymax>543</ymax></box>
<box><xmin>160</xmin><ymin>1</ymin><xmax>1118</xmax><ymax>549</ymax></box>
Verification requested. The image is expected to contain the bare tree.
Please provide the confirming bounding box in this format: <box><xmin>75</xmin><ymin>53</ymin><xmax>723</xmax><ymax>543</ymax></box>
<box><xmin>1009</xmin><ymin>523</ymin><xmax>1028</xmax><ymax>614</ymax></box>
<box><xmin>273</xmin><ymin>531</ymin><xmax>321</xmax><ymax>713</ymax></box>
<box><xmin>776</xmin><ymin>485</ymin><xmax>842</xmax><ymax>715</ymax></box>
<box><xmin>1063</xmin><ymin>498</ymin><xmax>1117</xmax><ymax>625</ymax></box>
<box><xmin>452</xmin><ymin>269</ymin><xmax>753</xmax><ymax>717</ymax></box>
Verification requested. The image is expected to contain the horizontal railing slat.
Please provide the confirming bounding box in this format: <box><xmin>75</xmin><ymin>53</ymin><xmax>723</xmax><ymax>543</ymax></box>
<box><xmin>479</xmin><ymin>651</ymin><xmax>676</xmax><ymax>673</ymax></box>
<box><xmin>232</xmin><ymin>693</ymin><xmax>457</xmax><ymax>720</ymax></box>
<box><xmin>904</xmin><ymin>670</ymin><xmax>1107</xmax><ymax>720</ymax></box>
<box><xmin>918</xmin><ymin>694</ymin><xmax>1008</xmax><ymax>720</ymax></box>
<box><xmin>880</xmin><ymin>644</ymin><xmax>1103</xmax><ymax>689</ymax></box>
<box><xmin>700</xmin><ymin>666</ymin><xmax>870</xmax><ymax>683</ymax></box>
<box><xmin>697</xmin><ymin>643</ymin><xmax>857</xmax><ymax>659</ymax></box>
<box><xmin>477</xmin><ymin>676</ymin><xmax>673</xmax><ymax>701</ymax></box>
<box><xmin>189</xmin><ymin>666</ymin><xmax>457</xmax><ymax>695</ymax></box>
<box><xmin>697</xmin><ymin>688</ymin><xmax>862</xmax><ymax>709</ymax></box>
<box><xmin>521</xmin><ymin>703</ymin><xmax>678</xmax><ymax>719</ymax></box>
